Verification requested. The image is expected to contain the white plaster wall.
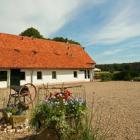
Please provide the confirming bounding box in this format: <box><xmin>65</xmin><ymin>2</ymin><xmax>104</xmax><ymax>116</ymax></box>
<box><xmin>0</xmin><ymin>69</ymin><xmax>9</xmax><ymax>88</ymax></box>
<box><xmin>0</xmin><ymin>69</ymin><xmax>93</xmax><ymax>88</ymax></box>
<box><xmin>28</xmin><ymin>69</ymin><xmax>91</xmax><ymax>85</ymax></box>
<box><xmin>0</xmin><ymin>81</ymin><xmax>7</xmax><ymax>88</ymax></box>
<box><xmin>20</xmin><ymin>69</ymin><xmax>31</xmax><ymax>85</ymax></box>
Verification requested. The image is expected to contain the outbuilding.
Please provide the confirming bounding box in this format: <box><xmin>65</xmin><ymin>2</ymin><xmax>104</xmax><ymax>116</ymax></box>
<box><xmin>0</xmin><ymin>33</ymin><xmax>96</xmax><ymax>88</ymax></box>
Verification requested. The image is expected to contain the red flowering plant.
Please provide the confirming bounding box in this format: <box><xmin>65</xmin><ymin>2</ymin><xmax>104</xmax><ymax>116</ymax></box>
<box><xmin>45</xmin><ymin>90</ymin><xmax>72</xmax><ymax>101</ymax></box>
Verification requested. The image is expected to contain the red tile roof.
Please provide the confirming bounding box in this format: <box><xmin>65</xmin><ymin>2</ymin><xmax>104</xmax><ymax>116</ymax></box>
<box><xmin>0</xmin><ymin>33</ymin><xmax>95</xmax><ymax>69</ymax></box>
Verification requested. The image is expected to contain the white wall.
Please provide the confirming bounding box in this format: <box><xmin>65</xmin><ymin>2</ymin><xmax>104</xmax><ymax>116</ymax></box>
<box><xmin>0</xmin><ymin>69</ymin><xmax>94</xmax><ymax>88</ymax></box>
<box><xmin>0</xmin><ymin>81</ymin><xmax>7</xmax><ymax>88</ymax></box>
<box><xmin>20</xmin><ymin>69</ymin><xmax>32</xmax><ymax>85</ymax></box>
<box><xmin>0</xmin><ymin>69</ymin><xmax>9</xmax><ymax>88</ymax></box>
<box><xmin>31</xmin><ymin>69</ymin><xmax>91</xmax><ymax>85</ymax></box>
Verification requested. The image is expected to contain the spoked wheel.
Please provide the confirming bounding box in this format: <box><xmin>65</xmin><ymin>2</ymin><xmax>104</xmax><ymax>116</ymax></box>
<box><xmin>18</xmin><ymin>83</ymin><xmax>37</xmax><ymax>107</ymax></box>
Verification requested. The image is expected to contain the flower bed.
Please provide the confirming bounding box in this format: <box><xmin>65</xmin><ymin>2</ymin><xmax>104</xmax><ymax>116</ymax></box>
<box><xmin>30</xmin><ymin>90</ymin><xmax>86</xmax><ymax>139</ymax></box>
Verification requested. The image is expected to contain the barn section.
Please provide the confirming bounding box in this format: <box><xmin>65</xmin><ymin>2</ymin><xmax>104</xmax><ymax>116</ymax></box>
<box><xmin>0</xmin><ymin>33</ymin><xmax>96</xmax><ymax>88</ymax></box>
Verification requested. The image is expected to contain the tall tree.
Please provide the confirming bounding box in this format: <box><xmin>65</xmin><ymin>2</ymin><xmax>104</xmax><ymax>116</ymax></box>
<box><xmin>20</xmin><ymin>27</ymin><xmax>43</xmax><ymax>39</ymax></box>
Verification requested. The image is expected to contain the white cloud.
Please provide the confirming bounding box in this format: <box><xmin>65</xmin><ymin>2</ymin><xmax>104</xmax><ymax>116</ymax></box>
<box><xmin>102</xmin><ymin>48</ymin><xmax>124</xmax><ymax>56</ymax></box>
<box><xmin>87</xmin><ymin>0</ymin><xmax>140</xmax><ymax>45</ymax></box>
<box><xmin>0</xmin><ymin>0</ymin><xmax>81</xmax><ymax>36</ymax></box>
<box><xmin>0</xmin><ymin>0</ymin><xmax>106</xmax><ymax>36</ymax></box>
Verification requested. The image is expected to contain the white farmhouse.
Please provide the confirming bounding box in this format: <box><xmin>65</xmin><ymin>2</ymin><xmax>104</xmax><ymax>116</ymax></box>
<box><xmin>0</xmin><ymin>33</ymin><xmax>96</xmax><ymax>88</ymax></box>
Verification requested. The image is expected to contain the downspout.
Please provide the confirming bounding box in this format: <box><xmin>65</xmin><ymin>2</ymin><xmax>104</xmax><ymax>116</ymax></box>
<box><xmin>8</xmin><ymin>70</ymin><xmax>11</xmax><ymax>88</ymax></box>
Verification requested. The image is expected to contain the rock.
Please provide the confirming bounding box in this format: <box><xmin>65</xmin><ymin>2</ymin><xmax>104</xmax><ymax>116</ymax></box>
<box><xmin>16</xmin><ymin>129</ymin><xmax>20</xmax><ymax>133</ymax></box>
<box><xmin>7</xmin><ymin>125</ymin><xmax>12</xmax><ymax>129</ymax></box>
<box><xmin>25</xmin><ymin>126</ymin><xmax>30</xmax><ymax>132</ymax></box>
<box><xmin>16</xmin><ymin>128</ymin><xmax>23</xmax><ymax>133</ymax></box>
<box><xmin>0</xmin><ymin>128</ymin><xmax>4</xmax><ymax>131</ymax></box>
<box><xmin>3</xmin><ymin>128</ymin><xmax>7</xmax><ymax>131</ymax></box>
<box><xmin>16</xmin><ymin>125</ymin><xmax>22</xmax><ymax>129</ymax></box>
<box><xmin>3</xmin><ymin>124</ymin><xmax>7</xmax><ymax>127</ymax></box>
<box><xmin>8</xmin><ymin>128</ymin><xmax>15</xmax><ymax>133</ymax></box>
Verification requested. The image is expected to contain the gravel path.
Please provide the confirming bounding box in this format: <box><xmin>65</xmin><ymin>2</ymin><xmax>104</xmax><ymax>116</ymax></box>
<box><xmin>83</xmin><ymin>81</ymin><xmax>140</xmax><ymax>140</ymax></box>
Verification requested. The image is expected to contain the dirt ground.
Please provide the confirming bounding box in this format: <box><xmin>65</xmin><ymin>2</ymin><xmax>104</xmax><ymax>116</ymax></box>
<box><xmin>82</xmin><ymin>81</ymin><xmax>140</xmax><ymax>140</ymax></box>
<box><xmin>0</xmin><ymin>81</ymin><xmax>140</xmax><ymax>140</ymax></box>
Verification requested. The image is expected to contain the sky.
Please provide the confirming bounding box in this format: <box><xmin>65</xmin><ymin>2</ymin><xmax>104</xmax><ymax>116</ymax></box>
<box><xmin>0</xmin><ymin>0</ymin><xmax>140</xmax><ymax>64</ymax></box>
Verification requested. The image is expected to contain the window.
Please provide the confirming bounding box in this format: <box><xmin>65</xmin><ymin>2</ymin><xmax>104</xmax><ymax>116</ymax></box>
<box><xmin>37</xmin><ymin>71</ymin><xmax>42</xmax><ymax>80</ymax></box>
<box><xmin>0</xmin><ymin>71</ymin><xmax>7</xmax><ymax>81</ymax></box>
<box><xmin>20</xmin><ymin>72</ymin><xmax>25</xmax><ymax>80</ymax></box>
<box><xmin>87</xmin><ymin>70</ymin><xmax>90</xmax><ymax>79</ymax></box>
<box><xmin>84</xmin><ymin>70</ymin><xmax>90</xmax><ymax>79</ymax></box>
<box><xmin>73</xmin><ymin>71</ymin><xmax>78</xmax><ymax>78</ymax></box>
<box><xmin>52</xmin><ymin>71</ymin><xmax>56</xmax><ymax>79</ymax></box>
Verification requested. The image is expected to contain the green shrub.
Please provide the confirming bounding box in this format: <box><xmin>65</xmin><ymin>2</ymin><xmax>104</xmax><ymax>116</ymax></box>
<box><xmin>30</xmin><ymin>91</ymin><xmax>86</xmax><ymax>139</ymax></box>
<box><xmin>68</xmin><ymin>116</ymin><xmax>97</xmax><ymax>140</ymax></box>
<box><xmin>30</xmin><ymin>91</ymin><xmax>105</xmax><ymax>140</ymax></box>
<box><xmin>133</xmin><ymin>77</ymin><xmax>140</xmax><ymax>81</ymax></box>
<box><xmin>112</xmin><ymin>71</ymin><xmax>132</xmax><ymax>81</ymax></box>
<box><xmin>100</xmin><ymin>73</ymin><xmax>112</xmax><ymax>81</ymax></box>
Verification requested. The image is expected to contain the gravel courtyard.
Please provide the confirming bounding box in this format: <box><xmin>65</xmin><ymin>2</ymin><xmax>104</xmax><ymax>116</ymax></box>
<box><xmin>82</xmin><ymin>81</ymin><xmax>140</xmax><ymax>140</ymax></box>
<box><xmin>0</xmin><ymin>81</ymin><xmax>140</xmax><ymax>140</ymax></box>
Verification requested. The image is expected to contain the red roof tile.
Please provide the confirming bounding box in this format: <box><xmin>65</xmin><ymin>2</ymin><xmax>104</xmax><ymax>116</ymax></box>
<box><xmin>0</xmin><ymin>33</ymin><xmax>95</xmax><ymax>69</ymax></box>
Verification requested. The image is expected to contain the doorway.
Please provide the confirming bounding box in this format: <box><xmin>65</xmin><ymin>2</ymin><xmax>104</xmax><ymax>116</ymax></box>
<box><xmin>10</xmin><ymin>69</ymin><xmax>21</xmax><ymax>86</ymax></box>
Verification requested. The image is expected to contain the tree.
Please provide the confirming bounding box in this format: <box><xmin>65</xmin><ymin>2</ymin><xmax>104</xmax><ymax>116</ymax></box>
<box><xmin>52</xmin><ymin>37</ymin><xmax>80</xmax><ymax>45</ymax></box>
<box><xmin>20</xmin><ymin>27</ymin><xmax>81</xmax><ymax>45</ymax></box>
<box><xmin>20</xmin><ymin>27</ymin><xmax>43</xmax><ymax>39</ymax></box>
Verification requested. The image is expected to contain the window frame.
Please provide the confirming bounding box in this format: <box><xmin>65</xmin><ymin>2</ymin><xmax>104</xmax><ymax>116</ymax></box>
<box><xmin>52</xmin><ymin>71</ymin><xmax>57</xmax><ymax>79</ymax></box>
<box><xmin>0</xmin><ymin>71</ymin><xmax>7</xmax><ymax>81</ymax></box>
<box><xmin>37</xmin><ymin>71</ymin><xmax>42</xmax><ymax>80</ymax></box>
<box><xmin>73</xmin><ymin>71</ymin><xmax>78</xmax><ymax>78</ymax></box>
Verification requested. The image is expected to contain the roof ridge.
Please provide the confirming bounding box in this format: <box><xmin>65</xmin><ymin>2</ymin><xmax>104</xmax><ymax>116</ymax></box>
<box><xmin>0</xmin><ymin>32</ymin><xmax>81</xmax><ymax>47</ymax></box>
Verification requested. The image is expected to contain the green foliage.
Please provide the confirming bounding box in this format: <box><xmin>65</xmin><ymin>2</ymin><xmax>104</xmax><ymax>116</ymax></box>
<box><xmin>133</xmin><ymin>77</ymin><xmax>140</xmax><ymax>81</ymax></box>
<box><xmin>96</xmin><ymin>62</ymin><xmax>140</xmax><ymax>74</ymax></box>
<box><xmin>4</xmin><ymin>102</ymin><xmax>29</xmax><ymax>115</ymax></box>
<box><xmin>112</xmin><ymin>71</ymin><xmax>133</xmax><ymax>81</ymax></box>
<box><xmin>52</xmin><ymin>37</ymin><xmax>80</xmax><ymax>45</ymax></box>
<box><xmin>123</xmin><ymin>72</ymin><xmax>132</xmax><ymax>81</ymax></box>
<box><xmin>96</xmin><ymin>62</ymin><xmax>140</xmax><ymax>81</ymax></box>
<box><xmin>4</xmin><ymin>107</ymin><xmax>18</xmax><ymax>115</ymax></box>
<box><xmin>68</xmin><ymin>117</ymin><xmax>97</xmax><ymax>140</ymax></box>
<box><xmin>100</xmin><ymin>72</ymin><xmax>112</xmax><ymax>81</ymax></box>
<box><xmin>19</xmin><ymin>27</ymin><xmax>81</xmax><ymax>45</ymax></box>
<box><xmin>20</xmin><ymin>27</ymin><xmax>44</xmax><ymax>39</ymax></box>
<box><xmin>30</xmin><ymin>102</ymin><xmax>104</xmax><ymax>140</ymax></box>
<box><xmin>30</xmin><ymin>93</ymin><xmax>86</xmax><ymax>139</ymax></box>
<box><xmin>66</xmin><ymin>99</ymin><xmax>86</xmax><ymax>118</ymax></box>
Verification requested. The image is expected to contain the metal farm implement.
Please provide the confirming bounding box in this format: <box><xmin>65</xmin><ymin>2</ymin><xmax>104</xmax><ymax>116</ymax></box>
<box><xmin>7</xmin><ymin>83</ymin><xmax>37</xmax><ymax>108</ymax></box>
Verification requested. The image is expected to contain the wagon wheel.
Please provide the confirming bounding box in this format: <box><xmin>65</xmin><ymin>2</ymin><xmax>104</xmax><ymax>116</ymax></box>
<box><xmin>18</xmin><ymin>83</ymin><xmax>37</xmax><ymax>107</ymax></box>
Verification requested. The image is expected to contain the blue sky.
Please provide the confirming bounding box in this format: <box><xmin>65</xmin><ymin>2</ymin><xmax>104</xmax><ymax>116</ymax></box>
<box><xmin>0</xmin><ymin>0</ymin><xmax>140</xmax><ymax>64</ymax></box>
